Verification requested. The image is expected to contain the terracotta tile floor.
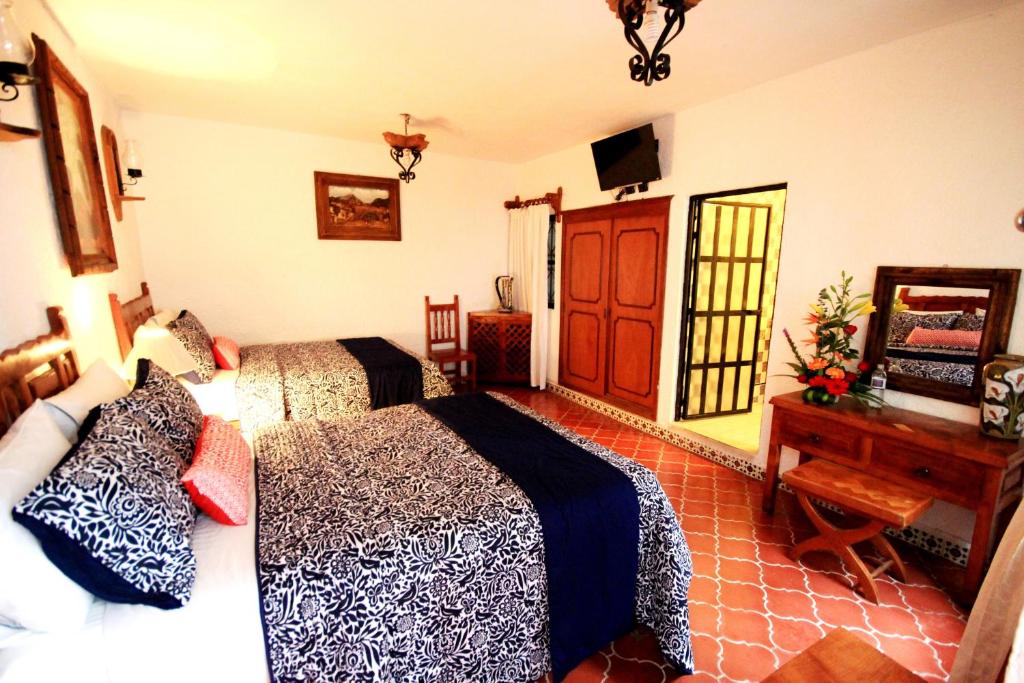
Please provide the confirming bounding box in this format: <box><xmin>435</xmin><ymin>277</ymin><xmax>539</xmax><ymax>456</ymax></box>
<box><xmin>495</xmin><ymin>387</ymin><xmax>967</xmax><ymax>683</ymax></box>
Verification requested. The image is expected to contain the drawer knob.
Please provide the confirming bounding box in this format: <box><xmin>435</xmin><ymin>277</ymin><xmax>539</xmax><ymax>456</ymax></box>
<box><xmin>913</xmin><ymin>466</ymin><xmax>931</xmax><ymax>479</ymax></box>
<box><xmin>808</xmin><ymin>433</ymin><xmax>822</xmax><ymax>444</ymax></box>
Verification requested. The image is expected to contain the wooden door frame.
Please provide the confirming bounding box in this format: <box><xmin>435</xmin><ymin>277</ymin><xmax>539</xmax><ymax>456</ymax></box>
<box><xmin>675</xmin><ymin>183</ymin><xmax>788</xmax><ymax>422</ymax></box>
<box><xmin>559</xmin><ymin>195</ymin><xmax>673</xmax><ymax>419</ymax></box>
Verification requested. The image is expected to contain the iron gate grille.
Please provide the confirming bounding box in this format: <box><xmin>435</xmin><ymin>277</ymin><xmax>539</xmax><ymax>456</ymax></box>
<box><xmin>680</xmin><ymin>199</ymin><xmax>772</xmax><ymax>419</ymax></box>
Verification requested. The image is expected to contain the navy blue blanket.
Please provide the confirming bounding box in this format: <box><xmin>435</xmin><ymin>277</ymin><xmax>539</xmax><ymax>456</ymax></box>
<box><xmin>338</xmin><ymin>337</ymin><xmax>423</xmax><ymax>410</ymax></box>
<box><xmin>420</xmin><ymin>392</ymin><xmax>641</xmax><ymax>682</ymax></box>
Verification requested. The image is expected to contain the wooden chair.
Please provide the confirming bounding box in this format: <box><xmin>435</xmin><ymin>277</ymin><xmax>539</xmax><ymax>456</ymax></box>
<box><xmin>782</xmin><ymin>459</ymin><xmax>933</xmax><ymax>605</ymax></box>
<box><xmin>424</xmin><ymin>295</ymin><xmax>477</xmax><ymax>391</ymax></box>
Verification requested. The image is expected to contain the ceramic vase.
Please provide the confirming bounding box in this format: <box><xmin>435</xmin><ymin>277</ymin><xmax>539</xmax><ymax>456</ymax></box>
<box><xmin>801</xmin><ymin>386</ymin><xmax>839</xmax><ymax>406</ymax></box>
<box><xmin>979</xmin><ymin>354</ymin><xmax>1024</xmax><ymax>440</ymax></box>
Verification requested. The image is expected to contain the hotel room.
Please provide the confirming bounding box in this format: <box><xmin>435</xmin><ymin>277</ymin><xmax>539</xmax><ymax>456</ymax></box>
<box><xmin>1</xmin><ymin>1</ymin><xmax>1023</xmax><ymax>681</ymax></box>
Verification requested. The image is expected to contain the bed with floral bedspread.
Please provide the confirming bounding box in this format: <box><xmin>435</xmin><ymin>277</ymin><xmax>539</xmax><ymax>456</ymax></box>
<box><xmin>254</xmin><ymin>392</ymin><xmax>693</xmax><ymax>682</ymax></box>
<box><xmin>235</xmin><ymin>339</ymin><xmax>451</xmax><ymax>431</ymax></box>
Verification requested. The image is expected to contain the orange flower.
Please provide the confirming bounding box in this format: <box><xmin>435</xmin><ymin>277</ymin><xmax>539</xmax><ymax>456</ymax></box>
<box><xmin>803</xmin><ymin>313</ymin><xmax>820</xmax><ymax>325</ymax></box>
<box><xmin>807</xmin><ymin>358</ymin><xmax>829</xmax><ymax>371</ymax></box>
<box><xmin>803</xmin><ymin>334</ymin><xmax>820</xmax><ymax>346</ymax></box>
<box><xmin>825</xmin><ymin>367</ymin><xmax>845</xmax><ymax>379</ymax></box>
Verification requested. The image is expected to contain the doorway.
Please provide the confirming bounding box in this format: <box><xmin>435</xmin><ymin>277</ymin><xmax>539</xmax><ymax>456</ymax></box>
<box><xmin>675</xmin><ymin>184</ymin><xmax>787</xmax><ymax>452</ymax></box>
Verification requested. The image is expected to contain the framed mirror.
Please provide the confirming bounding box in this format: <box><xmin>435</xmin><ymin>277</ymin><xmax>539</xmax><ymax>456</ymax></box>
<box><xmin>863</xmin><ymin>267</ymin><xmax>1020</xmax><ymax>405</ymax></box>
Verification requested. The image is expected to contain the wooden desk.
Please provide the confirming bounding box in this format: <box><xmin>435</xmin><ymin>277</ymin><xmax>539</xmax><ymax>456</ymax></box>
<box><xmin>763</xmin><ymin>391</ymin><xmax>1024</xmax><ymax>596</ymax></box>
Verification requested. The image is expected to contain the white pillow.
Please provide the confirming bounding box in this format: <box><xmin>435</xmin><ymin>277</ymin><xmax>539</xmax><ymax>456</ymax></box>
<box><xmin>123</xmin><ymin>320</ymin><xmax>199</xmax><ymax>381</ymax></box>
<box><xmin>0</xmin><ymin>401</ymin><xmax>95</xmax><ymax>633</ymax></box>
<box><xmin>44</xmin><ymin>359</ymin><xmax>129</xmax><ymax>441</ymax></box>
<box><xmin>148</xmin><ymin>309</ymin><xmax>179</xmax><ymax>327</ymax></box>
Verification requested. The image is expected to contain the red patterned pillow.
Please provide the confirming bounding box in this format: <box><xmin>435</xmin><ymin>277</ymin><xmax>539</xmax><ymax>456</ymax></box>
<box><xmin>182</xmin><ymin>416</ymin><xmax>251</xmax><ymax>525</ymax></box>
<box><xmin>212</xmin><ymin>336</ymin><xmax>240</xmax><ymax>370</ymax></box>
<box><xmin>905</xmin><ymin>327</ymin><xmax>982</xmax><ymax>349</ymax></box>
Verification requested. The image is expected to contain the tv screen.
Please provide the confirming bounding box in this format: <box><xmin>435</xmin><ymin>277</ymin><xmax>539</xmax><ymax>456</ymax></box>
<box><xmin>591</xmin><ymin>124</ymin><xmax>661</xmax><ymax>192</ymax></box>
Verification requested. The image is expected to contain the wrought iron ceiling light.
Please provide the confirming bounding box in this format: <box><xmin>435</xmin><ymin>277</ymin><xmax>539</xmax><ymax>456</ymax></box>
<box><xmin>608</xmin><ymin>0</ymin><xmax>696</xmax><ymax>86</ymax></box>
<box><xmin>383</xmin><ymin>113</ymin><xmax>429</xmax><ymax>183</ymax></box>
<box><xmin>0</xmin><ymin>0</ymin><xmax>37</xmax><ymax>102</ymax></box>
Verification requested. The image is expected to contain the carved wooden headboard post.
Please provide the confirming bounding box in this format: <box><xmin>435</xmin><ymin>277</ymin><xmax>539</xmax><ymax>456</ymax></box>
<box><xmin>0</xmin><ymin>306</ymin><xmax>79</xmax><ymax>438</ymax></box>
<box><xmin>109</xmin><ymin>281</ymin><xmax>154</xmax><ymax>360</ymax></box>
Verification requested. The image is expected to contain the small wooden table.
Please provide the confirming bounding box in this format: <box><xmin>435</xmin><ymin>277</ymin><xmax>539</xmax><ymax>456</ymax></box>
<box><xmin>467</xmin><ymin>311</ymin><xmax>532</xmax><ymax>385</ymax></box>
<box><xmin>763</xmin><ymin>391</ymin><xmax>1024</xmax><ymax>597</ymax></box>
<box><xmin>762</xmin><ymin>628</ymin><xmax>925</xmax><ymax>682</ymax></box>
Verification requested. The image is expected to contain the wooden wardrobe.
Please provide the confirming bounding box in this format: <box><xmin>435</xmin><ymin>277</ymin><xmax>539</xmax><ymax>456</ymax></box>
<box><xmin>559</xmin><ymin>196</ymin><xmax>671</xmax><ymax>419</ymax></box>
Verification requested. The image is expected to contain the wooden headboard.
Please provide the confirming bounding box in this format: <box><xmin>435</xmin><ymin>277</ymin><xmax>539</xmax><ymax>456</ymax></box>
<box><xmin>109</xmin><ymin>281</ymin><xmax>154</xmax><ymax>360</ymax></box>
<box><xmin>897</xmin><ymin>286</ymin><xmax>988</xmax><ymax>314</ymax></box>
<box><xmin>0</xmin><ymin>307</ymin><xmax>79</xmax><ymax>438</ymax></box>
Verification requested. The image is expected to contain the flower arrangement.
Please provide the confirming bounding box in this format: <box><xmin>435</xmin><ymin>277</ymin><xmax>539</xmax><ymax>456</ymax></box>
<box><xmin>783</xmin><ymin>272</ymin><xmax>883</xmax><ymax>406</ymax></box>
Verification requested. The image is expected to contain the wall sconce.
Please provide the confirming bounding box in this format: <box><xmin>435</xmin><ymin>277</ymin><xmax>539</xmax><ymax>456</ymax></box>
<box><xmin>1015</xmin><ymin>208</ymin><xmax>1024</xmax><ymax>234</ymax></box>
<box><xmin>120</xmin><ymin>138</ymin><xmax>143</xmax><ymax>189</ymax></box>
<box><xmin>0</xmin><ymin>0</ymin><xmax>37</xmax><ymax>102</ymax></box>
<box><xmin>606</xmin><ymin>0</ymin><xmax>702</xmax><ymax>86</ymax></box>
<box><xmin>382</xmin><ymin>113</ymin><xmax>428</xmax><ymax>183</ymax></box>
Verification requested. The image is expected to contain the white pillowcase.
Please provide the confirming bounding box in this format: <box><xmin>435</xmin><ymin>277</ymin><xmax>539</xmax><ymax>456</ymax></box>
<box><xmin>149</xmin><ymin>309</ymin><xmax>180</xmax><ymax>327</ymax></box>
<box><xmin>0</xmin><ymin>401</ymin><xmax>95</xmax><ymax>633</ymax></box>
<box><xmin>123</xmin><ymin>317</ymin><xmax>199</xmax><ymax>381</ymax></box>
<box><xmin>44</xmin><ymin>359</ymin><xmax>130</xmax><ymax>442</ymax></box>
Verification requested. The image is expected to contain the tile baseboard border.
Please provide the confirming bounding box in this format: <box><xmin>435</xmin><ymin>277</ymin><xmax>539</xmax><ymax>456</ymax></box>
<box><xmin>545</xmin><ymin>382</ymin><xmax>970</xmax><ymax>568</ymax></box>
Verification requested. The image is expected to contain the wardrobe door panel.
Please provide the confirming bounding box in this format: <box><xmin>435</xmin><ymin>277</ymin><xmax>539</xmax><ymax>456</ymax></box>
<box><xmin>606</xmin><ymin>211</ymin><xmax>669</xmax><ymax>417</ymax></box>
<box><xmin>559</xmin><ymin>218</ymin><xmax>611</xmax><ymax>397</ymax></box>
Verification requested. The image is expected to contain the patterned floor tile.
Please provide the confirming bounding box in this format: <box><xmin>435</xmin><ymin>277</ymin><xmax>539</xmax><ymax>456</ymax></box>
<box><xmin>494</xmin><ymin>388</ymin><xmax>966</xmax><ymax>683</ymax></box>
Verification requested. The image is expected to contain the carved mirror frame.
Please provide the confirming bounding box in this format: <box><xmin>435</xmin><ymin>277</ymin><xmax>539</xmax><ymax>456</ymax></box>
<box><xmin>863</xmin><ymin>266</ymin><xmax>1020</xmax><ymax>405</ymax></box>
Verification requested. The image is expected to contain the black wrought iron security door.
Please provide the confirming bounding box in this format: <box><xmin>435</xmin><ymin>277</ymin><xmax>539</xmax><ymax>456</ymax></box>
<box><xmin>679</xmin><ymin>199</ymin><xmax>772</xmax><ymax>419</ymax></box>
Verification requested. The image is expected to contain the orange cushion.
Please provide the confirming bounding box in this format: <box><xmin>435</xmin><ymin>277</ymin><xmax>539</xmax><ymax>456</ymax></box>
<box><xmin>212</xmin><ymin>336</ymin><xmax>240</xmax><ymax>370</ymax></box>
<box><xmin>182</xmin><ymin>416</ymin><xmax>251</xmax><ymax>525</ymax></box>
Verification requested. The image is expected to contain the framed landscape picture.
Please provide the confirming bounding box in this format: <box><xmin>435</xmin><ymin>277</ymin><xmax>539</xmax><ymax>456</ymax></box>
<box><xmin>314</xmin><ymin>171</ymin><xmax>401</xmax><ymax>241</ymax></box>
<box><xmin>33</xmin><ymin>35</ymin><xmax>117</xmax><ymax>276</ymax></box>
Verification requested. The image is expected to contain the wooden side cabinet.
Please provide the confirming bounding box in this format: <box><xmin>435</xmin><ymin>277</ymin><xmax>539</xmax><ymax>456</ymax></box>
<box><xmin>468</xmin><ymin>311</ymin><xmax>532</xmax><ymax>384</ymax></box>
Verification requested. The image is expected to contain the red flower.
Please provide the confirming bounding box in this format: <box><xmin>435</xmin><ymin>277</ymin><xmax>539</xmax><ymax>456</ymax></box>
<box><xmin>808</xmin><ymin>375</ymin><xmax>827</xmax><ymax>387</ymax></box>
<box><xmin>825</xmin><ymin>380</ymin><xmax>850</xmax><ymax>396</ymax></box>
<box><xmin>844</xmin><ymin>324</ymin><xmax>858</xmax><ymax>335</ymax></box>
<box><xmin>857</xmin><ymin>360</ymin><xmax>871</xmax><ymax>373</ymax></box>
<box><xmin>796</xmin><ymin>374</ymin><xmax>808</xmax><ymax>384</ymax></box>
<box><xmin>845</xmin><ymin>371</ymin><xmax>858</xmax><ymax>383</ymax></box>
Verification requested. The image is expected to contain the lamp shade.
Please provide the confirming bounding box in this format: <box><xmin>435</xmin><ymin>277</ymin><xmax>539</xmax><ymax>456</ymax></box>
<box><xmin>0</xmin><ymin>0</ymin><xmax>34</xmax><ymax>82</ymax></box>
<box><xmin>122</xmin><ymin>138</ymin><xmax>143</xmax><ymax>176</ymax></box>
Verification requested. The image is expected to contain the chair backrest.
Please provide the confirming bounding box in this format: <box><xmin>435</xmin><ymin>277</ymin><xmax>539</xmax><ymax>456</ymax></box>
<box><xmin>424</xmin><ymin>295</ymin><xmax>462</xmax><ymax>356</ymax></box>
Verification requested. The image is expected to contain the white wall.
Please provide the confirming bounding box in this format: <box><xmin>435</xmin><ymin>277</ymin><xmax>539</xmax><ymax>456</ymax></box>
<box><xmin>518</xmin><ymin>3</ymin><xmax>1024</xmax><ymax>468</ymax></box>
<box><xmin>121</xmin><ymin>112</ymin><xmax>516</xmax><ymax>354</ymax></box>
<box><xmin>0</xmin><ymin>0</ymin><xmax>146</xmax><ymax>368</ymax></box>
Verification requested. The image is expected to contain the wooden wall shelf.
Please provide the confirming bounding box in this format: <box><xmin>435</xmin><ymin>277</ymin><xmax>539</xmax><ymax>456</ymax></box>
<box><xmin>0</xmin><ymin>121</ymin><xmax>42</xmax><ymax>142</ymax></box>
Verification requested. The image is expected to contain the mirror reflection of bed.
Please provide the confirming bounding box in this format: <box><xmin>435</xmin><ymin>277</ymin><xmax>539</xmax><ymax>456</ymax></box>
<box><xmin>884</xmin><ymin>285</ymin><xmax>990</xmax><ymax>388</ymax></box>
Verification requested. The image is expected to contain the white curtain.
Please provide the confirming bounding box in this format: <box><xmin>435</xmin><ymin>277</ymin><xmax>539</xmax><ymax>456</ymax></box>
<box><xmin>507</xmin><ymin>204</ymin><xmax>550</xmax><ymax>389</ymax></box>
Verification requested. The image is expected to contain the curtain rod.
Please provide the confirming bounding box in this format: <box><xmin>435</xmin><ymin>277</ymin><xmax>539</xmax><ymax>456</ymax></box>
<box><xmin>504</xmin><ymin>186</ymin><xmax>563</xmax><ymax>222</ymax></box>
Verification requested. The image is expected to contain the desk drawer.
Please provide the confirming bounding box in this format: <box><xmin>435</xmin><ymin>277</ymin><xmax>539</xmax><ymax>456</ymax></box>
<box><xmin>780</xmin><ymin>414</ymin><xmax>862</xmax><ymax>464</ymax></box>
<box><xmin>870</xmin><ymin>438</ymin><xmax>985</xmax><ymax>505</ymax></box>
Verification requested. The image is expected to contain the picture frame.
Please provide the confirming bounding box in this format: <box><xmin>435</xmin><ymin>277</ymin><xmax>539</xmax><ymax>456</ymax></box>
<box><xmin>32</xmin><ymin>34</ymin><xmax>117</xmax><ymax>276</ymax></box>
<box><xmin>314</xmin><ymin>171</ymin><xmax>401</xmax><ymax>241</ymax></box>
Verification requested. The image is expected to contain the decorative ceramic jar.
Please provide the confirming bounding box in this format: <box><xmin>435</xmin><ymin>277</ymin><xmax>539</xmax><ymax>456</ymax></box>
<box><xmin>979</xmin><ymin>354</ymin><xmax>1024</xmax><ymax>440</ymax></box>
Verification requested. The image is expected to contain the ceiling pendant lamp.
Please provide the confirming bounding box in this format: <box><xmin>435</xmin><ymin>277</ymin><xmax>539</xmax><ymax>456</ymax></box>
<box><xmin>383</xmin><ymin>113</ymin><xmax>428</xmax><ymax>183</ymax></box>
<box><xmin>607</xmin><ymin>0</ymin><xmax>701</xmax><ymax>86</ymax></box>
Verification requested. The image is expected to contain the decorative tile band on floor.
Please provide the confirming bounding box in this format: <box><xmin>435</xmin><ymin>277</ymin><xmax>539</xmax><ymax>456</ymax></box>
<box><xmin>545</xmin><ymin>383</ymin><xmax>970</xmax><ymax>568</ymax></box>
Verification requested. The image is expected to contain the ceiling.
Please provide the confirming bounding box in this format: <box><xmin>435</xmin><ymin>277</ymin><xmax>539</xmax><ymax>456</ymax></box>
<box><xmin>46</xmin><ymin>0</ymin><xmax>1013</xmax><ymax>163</ymax></box>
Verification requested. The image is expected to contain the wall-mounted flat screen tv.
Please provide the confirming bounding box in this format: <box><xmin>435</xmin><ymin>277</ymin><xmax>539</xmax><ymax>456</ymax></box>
<box><xmin>590</xmin><ymin>123</ymin><xmax>661</xmax><ymax>191</ymax></box>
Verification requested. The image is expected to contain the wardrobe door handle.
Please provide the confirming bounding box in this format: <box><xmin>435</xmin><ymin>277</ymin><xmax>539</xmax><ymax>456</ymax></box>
<box><xmin>808</xmin><ymin>433</ymin><xmax>822</xmax><ymax>445</ymax></box>
<box><xmin>912</xmin><ymin>466</ymin><xmax>931</xmax><ymax>479</ymax></box>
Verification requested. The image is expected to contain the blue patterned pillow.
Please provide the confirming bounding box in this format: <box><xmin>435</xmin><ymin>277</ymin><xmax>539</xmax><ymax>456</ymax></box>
<box><xmin>12</xmin><ymin>402</ymin><xmax>197</xmax><ymax>608</ymax></box>
<box><xmin>121</xmin><ymin>358</ymin><xmax>203</xmax><ymax>465</ymax></box>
